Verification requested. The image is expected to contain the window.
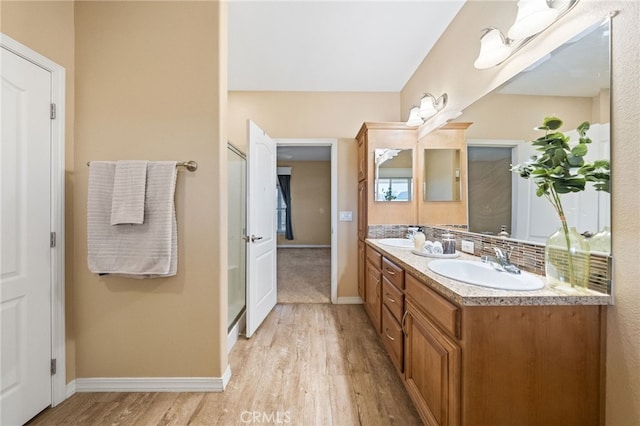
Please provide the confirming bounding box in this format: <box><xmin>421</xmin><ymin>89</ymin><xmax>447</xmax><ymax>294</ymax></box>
<box><xmin>375</xmin><ymin>178</ymin><xmax>412</xmax><ymax>201</ymax></box>
<box><xmin>276</xmin><ymin>184</ymin><xmax>287</xmax><ymax>234</ymax></box>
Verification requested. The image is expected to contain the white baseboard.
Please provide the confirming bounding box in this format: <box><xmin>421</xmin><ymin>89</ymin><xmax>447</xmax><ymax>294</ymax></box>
<box><xmin>336</xmin><ymin>296</ymin><xmax>363</xmax><ymax>304</ymax></box>
<box><xmin>228</xmin><ymin>312</ymin><xmax>246</xmax><ymax>354</ymax></box>
<box><xmin>277</xmin><ymin>244</ymin><xmax>330</xmax><ymax>248</ymax></box>
<box><xmin>66</xmin><ymin>380</ymin><xmax>76</xmax><ymax>399</ymax></box>
<box><xmin>75</xmin><ymin>366</ymin><xmax>232</xmax><ymax>392</ymax></box>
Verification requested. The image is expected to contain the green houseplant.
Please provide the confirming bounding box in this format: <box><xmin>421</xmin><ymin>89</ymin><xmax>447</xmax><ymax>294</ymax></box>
<box><xmin>511</xmin><ymin>117</ymin><xmax>610</xmax><ymax>291</ymax></box>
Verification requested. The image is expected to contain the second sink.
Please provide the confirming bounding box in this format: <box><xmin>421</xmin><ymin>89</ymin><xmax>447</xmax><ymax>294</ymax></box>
<box><xmin>427</xmin><ymin>259</ymin><xmax>544</xmax><ymax>291</ymax></box>
<box><xmin>378</xmin><ymin>238</ymin><xmax>414</xmax><ymax>249</ymax></box>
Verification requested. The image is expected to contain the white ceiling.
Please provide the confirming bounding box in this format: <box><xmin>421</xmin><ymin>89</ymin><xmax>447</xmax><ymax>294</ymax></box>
<box><xmin>228</xmin><ymin>0</ymin><xmax>466</xmax><ymax>92</ymax></box>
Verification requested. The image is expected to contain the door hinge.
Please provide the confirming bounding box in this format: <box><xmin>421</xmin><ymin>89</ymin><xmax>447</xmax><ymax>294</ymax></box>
<box><xmin>51</xmin><ymin>359</ymin><xmax>57</xmax><ymax>375</ymax></box>
<box><xmin>50</xmin><ymin>232</ymin><xmax>56</xmax><ymax>248</ymax></box>
<box><xmin>50</xmin><ymin>103</ymin><xmax>56</xmax><ymax>119</ymax></box>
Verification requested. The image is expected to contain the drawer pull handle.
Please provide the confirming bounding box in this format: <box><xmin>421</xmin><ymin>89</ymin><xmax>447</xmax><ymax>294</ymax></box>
<box><xmin>384</xmin><ymin>328</ymin><xmax>395</xmax><ymax>341</ymax></box>
<box><xmin>385</xmin><ymin>269</ymin><xmax>396</xmax><ymax>275</ymax></box>
<box><xmin>376</xmin><ymin>281</ymin><xmax>381</xmax><ymax>298</ymax></box>
<box><xmin>385</xmin><ymin>294</ymin><xmax>396</xmax><ymax>303</ymax></box>
<box><xmin>401</xmin><ymin>311</ymin><xmax>409</xmax><ymax>335</ymax></box>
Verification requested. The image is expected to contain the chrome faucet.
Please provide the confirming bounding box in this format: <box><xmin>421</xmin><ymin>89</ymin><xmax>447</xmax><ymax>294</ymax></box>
<box><xmin>481</xmin><ymin>247</ymin><xmax>521</xmax><ymax>274</ymax></box>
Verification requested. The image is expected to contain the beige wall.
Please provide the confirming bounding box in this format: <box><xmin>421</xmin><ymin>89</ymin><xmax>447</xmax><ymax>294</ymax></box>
<box><xmin>402</xmin><ymin>1</ymin><xmax>640</xmax><ymax>423</ymax></box>
<box><xmin>277</xmin><ymin>161</ymin><xmax>331</xmax><ymax>246</ymax></box>
<box><xmin>73</xmin><ymin>1</ymin><xmax>227</xmax><ymax>378</ymax></box>
<box><xmin>229</xmin><ymin>91</ymin><xmax>400</xmax><ymax>298</ymax></box>
<box><xmin>1</xmin><ymin>0</ymin><xmax>77</xmax><ymax>383</ymax></box>
<box><xmin>463</xmin><ymin>93</ymin><xmax>594</xmax><ymax>141</ymax></box>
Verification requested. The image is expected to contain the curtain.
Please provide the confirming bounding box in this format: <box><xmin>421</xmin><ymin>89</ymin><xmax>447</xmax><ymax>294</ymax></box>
<box><xmin>277</xmin><ymin>174</ymin><xmax>294</xmax><ymax>240</ymax></box>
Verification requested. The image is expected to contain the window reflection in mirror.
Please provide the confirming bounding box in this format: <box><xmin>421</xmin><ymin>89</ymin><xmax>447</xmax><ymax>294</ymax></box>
<box><xmin>374</xmin><ymin>148</ymin><xmax>413</xmax><ymax>202</ymax></box>
<box><xmin>423</xmin><ymin>149</ymin><xmax>461</xmax><ymax>201</ymax></box>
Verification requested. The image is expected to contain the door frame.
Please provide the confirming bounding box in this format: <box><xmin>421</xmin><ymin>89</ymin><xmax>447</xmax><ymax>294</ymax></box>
<box><xmin>466</xmin><ymin>139</ymin><xmax>522</xmax><ymax>239</ymax></box>
<box><xmin>1</xmin><ymin>34</ymin><xmax>67</xmax><ymax>406</ymax></box>
<box><xmin>274</xmin><ymin>138</ymin><xmax>338</xmax><ymax>304</ymax></box>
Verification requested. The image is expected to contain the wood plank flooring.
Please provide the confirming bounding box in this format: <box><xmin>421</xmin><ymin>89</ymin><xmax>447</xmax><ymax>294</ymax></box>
<box><xmin>28</xmin><ymin>304</ymin><xmax>421</xmax><ymax>425</ymax></box>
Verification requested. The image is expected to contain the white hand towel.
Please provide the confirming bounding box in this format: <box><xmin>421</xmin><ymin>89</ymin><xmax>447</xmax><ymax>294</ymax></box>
<box><xmin>88</xmin><ymin>161</ymin><xmax>178</xmax><ymax>277</ymax></box>
<box><xmin>110</xmin><ymin>160</ymin><xmax>148</xmax><ymax>225</ymax></box>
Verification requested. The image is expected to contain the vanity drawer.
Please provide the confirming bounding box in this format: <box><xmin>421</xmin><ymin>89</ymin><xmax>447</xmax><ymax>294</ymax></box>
<box><xmin>406</xmin><ymin>273</ymin><xmax>460</xmax><ymax>339</ymax></box>
<box><xmin>382</xmin><ymin>257</ymin><xmax>405</xmax><ymax>289</ymax></box>
<box><xmin>366</xmin><ymin>245</ymin><xmax>382</xmax><ymax>270</ymax></box>
<box><xmin>382</xmin><ymin>277</ymin><xmax>404</xmax><ymax>323</ymax></box>
<box><xmin>381</xmin><ymin>304</ymin><xmax>404</xmax><ymax>373</ymax></box>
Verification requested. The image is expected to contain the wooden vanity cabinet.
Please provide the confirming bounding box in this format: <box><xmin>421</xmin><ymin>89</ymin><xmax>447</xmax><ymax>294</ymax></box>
<box><xmin>356</xmin><ymin>122</ymin><xmax>416</xmax><ymax>308</ymax></box>
<box><xmin>364</xmin><ymin>245</ymin><xmax>407</xmax><ymax>373</ymax></box>
<box><xmin>380</xmin><ymin>256</ymin><xmax>405</xmax><ymax>373</ymax></box>
<box><xmin>402</xmin><ymin>271</ymin><xmax>605</xmax><ymax>426</ymax></box>
<box><xmin>357</xmin><ymin>241</ymin><xmax>365</xmax><ymax>301</ymax></box>
<box><xmin>364</xmin><ymin>246</ymin><xmax>382</xmax><ymax>333</ymax></box>
<box><xmin>404</xmin><ymin>273</ymin><xmax>461</xmax><ymax>426</ymax></box>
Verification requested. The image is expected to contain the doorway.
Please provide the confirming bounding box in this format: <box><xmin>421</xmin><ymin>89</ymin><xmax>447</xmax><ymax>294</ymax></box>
<box><xmin>275</xmin><ymin>139</ymin><xmax>338</xmax><ymax>304</ymax></box>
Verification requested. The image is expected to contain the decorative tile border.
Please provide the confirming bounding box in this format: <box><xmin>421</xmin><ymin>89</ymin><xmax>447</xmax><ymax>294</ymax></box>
<box><xmin>367</xmin><ymin>224</ymin><xmax>611</xmax><ymax>294</ymax></box>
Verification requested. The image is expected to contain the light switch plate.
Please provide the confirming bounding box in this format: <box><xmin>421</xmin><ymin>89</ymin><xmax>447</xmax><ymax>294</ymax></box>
<box><xmin>339</xmin><ymin>211</ymin><xmax>353</xmax><ymax>221</ymax></box>
<box><xmin>461</xmin><ymin>240</ymin><xmax>475</xmax><ymax>254</ymax></box>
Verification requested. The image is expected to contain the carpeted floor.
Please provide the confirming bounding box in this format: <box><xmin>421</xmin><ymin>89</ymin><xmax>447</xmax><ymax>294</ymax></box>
<box><xmin>277</xmin><ymin>247</ymin><xmax>331</xmax><ymax>303</ymax></box>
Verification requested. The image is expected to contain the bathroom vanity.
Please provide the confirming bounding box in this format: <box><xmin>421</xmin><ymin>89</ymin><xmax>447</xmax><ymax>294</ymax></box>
<box><xmin>364</xmin><ymin>239</ymin><xmax>609</xmax><ymax>426</ymax></box>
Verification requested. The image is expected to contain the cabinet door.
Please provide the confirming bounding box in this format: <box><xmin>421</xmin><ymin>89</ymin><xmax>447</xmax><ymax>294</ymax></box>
<box><xmin>358</xmin><ymin>180</ymin><xmax>367</xmax><ymax>240</ymax></box>
<box><xmin>358</xmin><ymin>137</ymin><xmax>367</xmax><ymax>182</ymax></box>
<box><xmin>364</xmin><ymin>261</ymin><xmax>382</xmax><ymax>334</ymax></box>
<box><xmin>405</xmin><ymin>299</ymin><xmax>460</xmax><ymax>426</ymax></box>
<box><xmin>358</xmin><ymin>241</ymin><xmax>365</xmax><ymax>301</ymax></box>
<box><xmin>382</xmin><ymin>305</ymin><xmax>404</xmax><ymax>373</ymax></box>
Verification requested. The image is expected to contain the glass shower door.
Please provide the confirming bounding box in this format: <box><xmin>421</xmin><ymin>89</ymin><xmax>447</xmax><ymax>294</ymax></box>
<box><xmin>228</xmin><ymin>144</ymin><xmax>246</xmax><ymax>330</ymax></box>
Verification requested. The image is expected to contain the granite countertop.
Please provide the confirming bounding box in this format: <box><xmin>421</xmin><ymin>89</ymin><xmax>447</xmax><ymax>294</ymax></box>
<box><xmin>367</xmin><ymin>239</ymin><xmax>611</xmax><ymax>307</ymax></box>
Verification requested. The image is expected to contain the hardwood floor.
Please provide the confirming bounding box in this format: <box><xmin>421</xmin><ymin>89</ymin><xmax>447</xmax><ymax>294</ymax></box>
<box><xmin>28</xmin><ymin>304</ymin><xmax>421</xmax><ymax>425</ymax></box>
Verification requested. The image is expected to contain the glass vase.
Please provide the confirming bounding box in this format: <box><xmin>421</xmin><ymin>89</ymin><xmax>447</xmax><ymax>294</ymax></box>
<box><xmin>545</xmin><ymin>227</ymin><xmax>591</xmax><ymax>292</ymax></box>
<box><xmin>589</xmin><ymin>226</ymin><xmax>611</xmax><ymax>254</ymax></box>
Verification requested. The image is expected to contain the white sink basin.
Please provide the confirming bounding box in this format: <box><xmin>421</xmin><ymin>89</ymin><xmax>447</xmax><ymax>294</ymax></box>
<box><xmin>427</xmin><ymin>259</ymin><xmax>544</xmax><ymax>291</ymax></box>
<box><xmin>378</xmin><ymin>238</ymin><xmax>414</xmax><ymax>249</ymax></box>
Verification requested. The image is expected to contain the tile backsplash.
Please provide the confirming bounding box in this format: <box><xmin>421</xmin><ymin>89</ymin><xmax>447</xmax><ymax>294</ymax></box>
<box><xmin>367</xmin><ymin>224</ymin><xmax>611</xmax><ymax>294</ymax></box>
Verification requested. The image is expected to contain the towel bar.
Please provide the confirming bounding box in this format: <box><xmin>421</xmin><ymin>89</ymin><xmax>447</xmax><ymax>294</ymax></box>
<box><xmin>87</xmin><ymin>160</ymin><xmax>198</xmax><ymax>172</ymax></box>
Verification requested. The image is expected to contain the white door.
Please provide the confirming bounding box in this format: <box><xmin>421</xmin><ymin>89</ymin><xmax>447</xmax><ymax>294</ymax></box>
<box><xmin>1</xmin><ymin>47</ymin><xmax>53</xmax><ymax>425</ymax></box>
<box><xmin>246</xmin><ymin>121</ymin><xmax>277</xmax><ymax>338</ymax></box>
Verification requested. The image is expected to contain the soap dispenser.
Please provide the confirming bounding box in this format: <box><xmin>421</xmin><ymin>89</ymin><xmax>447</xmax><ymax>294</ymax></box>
<box><xmin>413</xmin><ymin>229</ymin><xmax>426</xmax><ymax>251</ymax></box>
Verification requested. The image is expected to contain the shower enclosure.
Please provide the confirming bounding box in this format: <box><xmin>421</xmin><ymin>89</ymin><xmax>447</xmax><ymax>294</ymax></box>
<box><xmin>228</xmin><ymin>144</ymin><xmax>246</xmax><ymax>331</ymax></box>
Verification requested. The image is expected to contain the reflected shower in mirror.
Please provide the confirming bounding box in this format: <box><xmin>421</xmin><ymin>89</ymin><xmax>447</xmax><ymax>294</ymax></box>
<box><xmin>423</xmin><ymin>149</ymin><xmax>461</xmax><ymax>201</ymax></box>
<box><xmin>459</xmin><ymin>17</ymin><xmax>611</xmax><ymax>251</ymax></box>
<box><xmin>374</xmin><ymin>148</ymin><xmax>413</xmax><ymax>201</ymax></box>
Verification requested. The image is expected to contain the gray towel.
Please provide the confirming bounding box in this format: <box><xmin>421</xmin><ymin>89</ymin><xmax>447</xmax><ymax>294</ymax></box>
<box><xmin>87</xmin><ymin>161</ymin><xmax>178</xmax><ymax>277</ymax></box>
<box><xmin>110</xmin><ymin>160</ymin><xmax>148</xmax><ymax>225</ymax></box>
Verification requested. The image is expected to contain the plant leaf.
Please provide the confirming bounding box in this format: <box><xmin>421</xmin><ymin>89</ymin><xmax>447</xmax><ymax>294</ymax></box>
<box><xmin>571</xmin><ymin>144</ymin><xmax>588</xmax><ymax>157</ymax></box>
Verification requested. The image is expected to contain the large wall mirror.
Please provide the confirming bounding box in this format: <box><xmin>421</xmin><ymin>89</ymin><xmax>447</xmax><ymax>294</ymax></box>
<box><xmin>374</xmin><ymin>148</ymin><xmax>413</xmax><ymax>201</ymax></box>
<box><xmin>459</xmin><ymin>17</ymin><xmax>611</xmax><ymax>252</ymax></box>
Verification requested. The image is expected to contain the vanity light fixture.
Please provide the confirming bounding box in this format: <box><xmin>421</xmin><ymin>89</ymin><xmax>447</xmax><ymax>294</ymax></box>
<box><xmin>406</xmin><ymin>106</ymin><xmax>424</xmax><ymax>126</ymax></box>
<box><xmin>474</xmin><ymin>0</ymin><xmax>579</xmax><ymax>69</ymax></box>
<box><xmin>418</xmin><ymin>110</ymin><xmax>463</xmax><ymax>139</ymax></box>
<box><xmin>474</xmin><ymin>28</ymin><xmax>512</xmax><ymax>69</ymax></box>
<box><xmin>508</xmin><ymin>0</ymin><xmax>559</xmax><ymax>40</ymax></box>
<box><xmin>405</xmin><ymin>92</ymin><xmax>448</xmax><ymax>126</ymax></box>
<box><xmin>419</xmin><ymin>92</ymin><xmax>448</xmax><ymax>118</ymax></box>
